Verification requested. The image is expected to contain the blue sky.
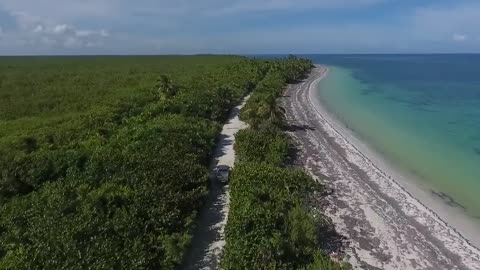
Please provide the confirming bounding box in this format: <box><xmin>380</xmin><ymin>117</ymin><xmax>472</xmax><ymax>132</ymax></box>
<box><xmin>0</xmin><ymin>0</ymin><xmax>480</xmax><ymax>55</ymax></box>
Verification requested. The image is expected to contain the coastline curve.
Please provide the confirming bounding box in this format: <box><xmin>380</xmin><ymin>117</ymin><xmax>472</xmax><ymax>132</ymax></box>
<box><xmin>283</xmin><ymin>65</ymin><xmax>480</xmax><ymax>270</ymax></box>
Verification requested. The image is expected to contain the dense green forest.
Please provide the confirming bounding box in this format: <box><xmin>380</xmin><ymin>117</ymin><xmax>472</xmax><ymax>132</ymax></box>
<box><xmin>0</xmin><ymin>56</ymin><xmax>270</xmax><ymax>269</ymax></box>
<box><xmin>0</xmin><ymin>55</ymin><xmax>343</xmax><ymax>269</ymax></box>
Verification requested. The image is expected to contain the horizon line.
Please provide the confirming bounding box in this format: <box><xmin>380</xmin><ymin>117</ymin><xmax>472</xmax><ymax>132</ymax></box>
<box><xmin>2</xmin><ymin>52</ymin><xmax>480</xmax><ymax>57</ymax></box>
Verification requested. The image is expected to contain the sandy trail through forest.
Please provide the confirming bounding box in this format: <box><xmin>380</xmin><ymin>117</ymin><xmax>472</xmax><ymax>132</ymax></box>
<box><xmin>182</xmin><ymin>95</ymin><xmax>250</xmax><ymax>270</ymax></box>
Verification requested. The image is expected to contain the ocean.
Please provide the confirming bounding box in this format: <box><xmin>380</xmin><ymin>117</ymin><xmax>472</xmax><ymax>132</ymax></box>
<box><xmin>303</xmin><ymin>54</ymin><xmax>480</xmax><ymax>219</ymax></box>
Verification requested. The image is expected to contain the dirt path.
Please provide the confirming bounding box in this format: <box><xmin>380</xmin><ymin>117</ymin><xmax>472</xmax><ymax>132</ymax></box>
<box><xmin>282</xmin><ymin>67</ymin><xmax>480</xmax><ymax>270</ymax></box>
<box><xmin>182</xmin><ymin>96</ymin><xmax>250</xmax><ymax>270</ymax></box>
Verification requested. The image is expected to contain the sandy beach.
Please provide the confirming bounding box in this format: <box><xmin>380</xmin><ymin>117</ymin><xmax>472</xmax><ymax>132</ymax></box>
<box><xmin>282</xmin><ymin>66</ymin><xmax>480</xmax><ymax>270</ymax></box>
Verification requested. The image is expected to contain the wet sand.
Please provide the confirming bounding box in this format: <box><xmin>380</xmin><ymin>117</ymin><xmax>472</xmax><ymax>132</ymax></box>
<box><xmin>282</xmin><ymin>66</ymin><xmax>480</xmax><ymax>270</ymax></box>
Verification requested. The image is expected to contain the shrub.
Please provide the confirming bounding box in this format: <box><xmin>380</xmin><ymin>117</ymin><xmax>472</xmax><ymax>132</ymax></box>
<box><xmin>235</xmin><ymin>128</ymin><xmax>289</xmax><ymax>166</ymax></box>
<box><xmin>222</xmin><ymin>163</ymin><xmax>320</xmax><ymax>270</ymax></box>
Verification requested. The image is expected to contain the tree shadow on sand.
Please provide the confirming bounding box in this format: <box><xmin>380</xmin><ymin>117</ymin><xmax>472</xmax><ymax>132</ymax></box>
<box><xmin>180</xmin><ymin>183</ymin><xmax>229</xmax><ymax>270</ymax></box>
<box><xmin>283</xmin><ymin>124</ymin><xmax>316</xmax><ymax>132</ymax></box>
<box><xmin>211</xmin><ymin>134</ymin><xmax>234</xmax><ymax>164</ymax></box>
<box><xmin>317</xmin><ymin>221</ymin><xmax>347</xmax><ymax>257</ymax></box>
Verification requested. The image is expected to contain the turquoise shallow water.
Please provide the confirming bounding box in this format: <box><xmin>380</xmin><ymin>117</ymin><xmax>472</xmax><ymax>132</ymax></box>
<box><xmin>306</xmin><ymin>55</ymin><xmax>480</xmax><ymax>218</ymax></box>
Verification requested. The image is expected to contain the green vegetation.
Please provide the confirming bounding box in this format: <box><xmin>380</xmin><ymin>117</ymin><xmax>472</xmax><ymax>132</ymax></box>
<box><xmin>222</xmin><ymin>57</ymin><xmax>347</xmax><ymax>269</ymax></box>
<box><xmin>0</xmin><ymin>55</ymin><xmax>345</xmax><ymax>269</ymax></box>
<box><xmin>235</xmin><ymin>129</ymin><xmax>289</xmax><ymax>167</ymax></box>
<box><xmin>0</xmin><ymin>56</ymin><xmax>271</xmax><ymax>269</ymax></box>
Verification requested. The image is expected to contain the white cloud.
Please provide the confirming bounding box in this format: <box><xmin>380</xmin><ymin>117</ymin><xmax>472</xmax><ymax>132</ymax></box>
<box><xmin>0</xmin><ymin>0</ymin><xmax>114</xmax><ymax>22</ymax></box>
<box><xmin>11</xmin><ymin>11</ymin><xmax>42</xmax><ymax>30</ymax></box>
<box><xmin>75</xmin><ymin>29</ymin><xmax>109</xmax><ymax>38</ymax></box>
<box><xmin>411</xmin><ymin>3</ymin><xmax>480</xmax><ymax>42</ymax></box>
<box><xmin>1</xmin><ymin>0</ymin><xmax>388</xmax><ymax>27</ymax></box>
<box><xmin>1</xmin><ymin>0</ymin><xmax>386</xmax><ymax>16</ymax></box>
<box><xmin>75</xmin><ymin>30</ymin><xmax>95</xmax><ymax>37</ymax></box>
<box><xmin>64</xmin><ymin>36</ymin><xmax>80</xmax><ymax>48</ymax></box>
<box><xmin>215</xmin><ymin>0</ymin><xmax>387</xmax><ymax>14</ymax></box>
<box><xmin>0</xmin><ymin>11</ymin><xmax>111</xmax><ymax>53</ymax></box>
<box><xmin>33</xmin><ymin>25</ymin><xmax>44</xmax><ymax>33</ymax></box>
<box><xmin>100</xmin><ymin>30</ymin><xmax>109</xmax><ymax>37</ymax></box>
<box><xmin>53</xmin><ymin>24</ymin><xmax>74</xmax><ymax>35</ymax></box>
<box><xmin>0</xmin><ymin>0</ymin><xmax>389</xmax><ymax>55</ymax></box>
<box><xmin>1</xmin><ymin>0</ymin><xmax>480</xmax><ymax>54</ymax></box>
<box><xmin>453</xmin><ymin>34</ymin><xmax>467</xmax><ymax>42</ymax></box>
<box><xmin>40</xmin><ymin>36</ymin><xmax>56</xmax><ymax>46</ymax></box>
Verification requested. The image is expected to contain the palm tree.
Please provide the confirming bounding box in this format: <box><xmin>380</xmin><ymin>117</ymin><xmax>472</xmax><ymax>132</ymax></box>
<box><xmin>156</xmin><ymin>75</ymin><xmax>177</xmax><ymax>98</ymax></box>
<box><xmin>258</xmin><ymin>93</ymin><xmax>287</xmax><ymax>126</ymax></box>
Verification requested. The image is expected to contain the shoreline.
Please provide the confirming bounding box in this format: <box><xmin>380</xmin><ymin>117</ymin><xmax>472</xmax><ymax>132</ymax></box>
<box><xmin>309</xmin><ymin>66</ymin><xmax>480</xmax><ymax>249</ymax></box>
<box><xmin>283</xmin><ymin>66</ymin><xmax>480</xmax><ymax>269</ymax></box>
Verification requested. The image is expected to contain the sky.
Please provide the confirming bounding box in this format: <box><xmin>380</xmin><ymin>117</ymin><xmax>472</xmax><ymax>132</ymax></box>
<box><xmin>0</xmin><ymin>0</ymin><xmax>480</xmax><ymax>55</ymax></box>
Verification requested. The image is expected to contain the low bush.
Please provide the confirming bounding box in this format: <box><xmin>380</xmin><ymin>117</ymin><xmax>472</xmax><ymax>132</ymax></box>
<box><xmin>235</xmin><ymin>128</ymin><xmax>289</xmax><ymax>167</ymax></box>
<box><xmin>222</xmin><ymin>163</ymin><xmax>322</xmax><ymax>270</ymax></box>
